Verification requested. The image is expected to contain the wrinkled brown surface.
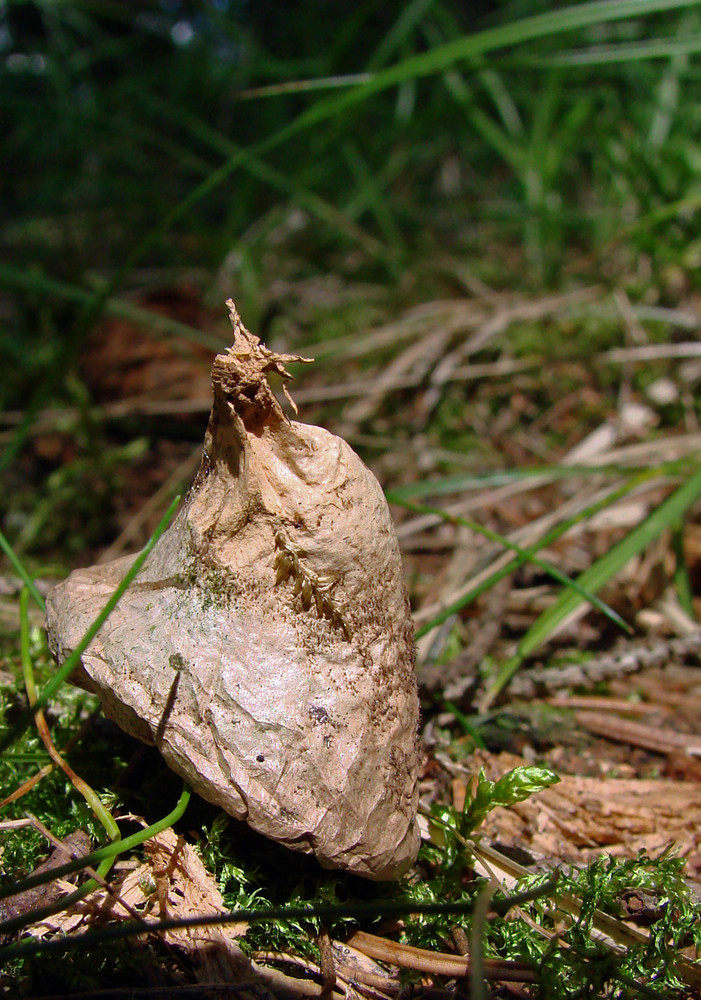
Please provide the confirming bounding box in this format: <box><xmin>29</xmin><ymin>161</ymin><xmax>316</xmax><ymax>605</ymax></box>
<box><xmin>46</xmin><ymin>301</ymin><xmax>421</xmax><ymax>879</ymax></box>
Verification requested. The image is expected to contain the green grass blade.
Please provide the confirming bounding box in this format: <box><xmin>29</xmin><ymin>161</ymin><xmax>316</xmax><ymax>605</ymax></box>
<box><xmin>409</xmin><ymin>471</ymin><xmax>654</xmax><ymax>639</ymax></box>
<box><xmin>310</xmin><ymin>0</ymin><xmax>701</xmax><ymax>108</ymax></box>
<box><xmin>394</xmin><ymin>499</ymin><xmax>629</xmax><ymax>636</ymax></box>
<box><xmin>0</xmin><ymin>530</ymin><xmax>45</xmax><ymax>612</ymax></box>
<box><xmin>0</xmin><ymin>495</ymin><xmax>181</xmax><ymax>753</ymax></box>
<box><xmin>238</xmin><ymin>73</ymin><xmax>373</xmax><ymax>99</ymax></box>
<box><xmin>519</xmin><ymin>32</ymin><xmax>701</xmax><ymax>67</ymax></box>
<box><xmin>136</xmin><ymin>91</ymin><xmax>389</xmax><ymax>262</ymax></box>
<box><xmin>19</xmin><ymin>589</ymin><xmax>120</xmax><ymax>844</ymax></box>
<box><xmin>340</xmin><ymin>140</ymin><xmax>404</xmax><ymax>254</ymax></box>
<box><xmin>387</xmin><ymin>466</ymin><xmax>619</xmax><ymax>500</ymax></box>
<box><xmin>483</xmin><ymin>465</ymin><xmax>701</xmax><ymax>706</ymax></box>
<box><xmin>385</xmin><ymin>459</ymin><xmax>693</xmax><ymax>501</ymax></box>
<box><xmin>672</xmin><ymin>522</ymin><xmax>696</xmax><ymax>619</ymax></box>
<box><xmin>19</xmin><ymin>588</ymin><xmax>37</xmax><ymax>705</ymax></box>
<box><xmin>366</xmin><ymin>0</ymin><xmax>439</xmax><ymax>71</ymax></box>
<box><xmin>609</xmin><ymin>190</ymin><xmax>701</xmax><ymax>245</ymax></box>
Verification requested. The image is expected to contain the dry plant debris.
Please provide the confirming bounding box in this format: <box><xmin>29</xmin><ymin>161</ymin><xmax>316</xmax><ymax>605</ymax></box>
<box><xmin>45</xmin><ymin>300</ymin><xmax>421</xmax><ymax>880</ymax></box>
<box><xmin>4</xmin><ymin>278</ymin><xmax>701</xmax><ymax>997</ymax></box>
<box><xmin>27</xmin><ymin>829</ymin><xmax>339</xmax><ymax>997</ymax></box>
<box><xmin>0</xmin><ymin>829</ymin><xmax>90</xmax><ymax>929</ymax></box>
<box><xmin>30</xmin><ymin>830</ymin><xmax>249</xmax><ymax>979</ymax></box>
<box><xmin>460</xmin><ymin>750</ymin><xmax>701</xmax><ymax>882</ymax></box>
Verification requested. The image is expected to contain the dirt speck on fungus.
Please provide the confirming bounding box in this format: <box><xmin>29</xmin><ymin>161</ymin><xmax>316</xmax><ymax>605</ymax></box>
<box><xmin>46</xmin><ymin>300</ymin><xmax>421</xmax><ymax>880</ymax></box>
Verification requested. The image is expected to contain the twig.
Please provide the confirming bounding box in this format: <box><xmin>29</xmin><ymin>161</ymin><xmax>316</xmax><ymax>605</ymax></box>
<box><xmin>345</xmin><ymin>930</ymin><xmax>535</xmax><ymax>983</ymax></box>
<box><xmin>546</xmin><ymin>696</ymin><xmax>662</xmax><ymax>714</ymax></box>
<box><xmin>575</xmin><ymin>710</ymin><xmax>701</xmax><ymax>756</ymax></box>
<box><xmin>419</xmin><ymin>286</ymin><xmax>601</xmax><ymax>420</ymax></box>
<box><xmin>318</xmin><ymin>926</ymin><xmax>337</xmax><ymax>1000</ymax></box>
<box><xmin>26</xmin><ymin>987</ymin><xmax>269</xmax><ymax>1000</ymax></box>
<box><xmin>602</xmin><ymin>342</ymin><xmax>701</xmax><ymax>363</ymax></box>
<box><xmin>508</xmin><ymin>633</ymin><xmax>701</xmax><ymax>699</ymax></box>
<box><xmin>256</xmin><ymin>949</ymin><xmax>398</xmax><ymax>995</ymax></box>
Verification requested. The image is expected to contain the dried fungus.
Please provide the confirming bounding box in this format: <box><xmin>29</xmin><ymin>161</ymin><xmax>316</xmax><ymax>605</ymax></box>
<box><xmin>46</xmin><ymin>301</ymin><xmax>421</xmax><ymax>879</ymax></box>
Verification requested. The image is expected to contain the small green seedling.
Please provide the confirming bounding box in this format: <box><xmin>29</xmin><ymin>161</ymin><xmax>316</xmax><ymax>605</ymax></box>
<box><xmin>428</xmin><ymin>764</ymin><xmax>559</xmax><ymax>872</ymax></box>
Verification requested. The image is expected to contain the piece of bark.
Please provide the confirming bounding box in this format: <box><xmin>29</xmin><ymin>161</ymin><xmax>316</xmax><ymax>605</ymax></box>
<box><xmin>0</xmin><ymin>830</ymin><xmax>91</xmax><ymax>929</ymax></box>
<box><xmin>46</xmin><ymin>301</ymin><xmax>421</xmax><ymax>880</ymax></box>
<box><xmin>145</xmin><ymin>829</ymin><xmax>250</xmax><ymax>984</ymax></box>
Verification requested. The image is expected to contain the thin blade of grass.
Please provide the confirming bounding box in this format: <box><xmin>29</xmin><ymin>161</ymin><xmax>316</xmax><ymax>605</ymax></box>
<box><xmin>408</xmin><ymin>470</ymin><xmax>655</xmax><ymax>639</ymax></box>
<box><xmin>386</xmin><ymin>464</ymin><xmax>633</xmax><ymax>500</ymax></box>
<box><xmin>340</xmin><ymin>141</ymin><xmax>404</xmax><ymax>254</ymax></box>
<box><xmin>393</xmin><ymin>498</ymin><xmax>630</xmax><ymax>636</ymax></box>
<box><xmin>482</xmin><ymin>464</ymin><xmax>701</xmax><ymax>708</ymax></box>
<box><xmin>0</xmin><ymin>529</ymin><xmax>45</xmax><ymax>612</ymax></box>
<box><xmin>671</xmin><ymin>522</ymin><xmax>696</xmax><ymax>620</ymax></box>
<box><xmin>0</xmin><ymin>495</ymin><xmax>181</xmax><ymax>753</ymax></box>
<box><xmin>519</xmin><ymin>33</ymin><xmax>701</xmax><ymax>67</ymax></box>
<box><xmin>136</xmin><ymin>91</ymin><xmax>389</xmax><ymax>262</ymax></box>
<box><xmin>385</xmin><ymin>457</ymin><xmax>696</xmax><ymax>500</ymax></box>
<box><xmin>365</xmin><ymin>0</ymin><xmax>439</xmax><ymax>72</ymax></box>
<box><xmin>238</xmin><ymin>73</ymin><xmax>373</xmax><ymax>99</ymax></box>
<box><xmin>19</xmin><ymin>589</ymin><xmax>120</xmax><ymax>843</ymax></box>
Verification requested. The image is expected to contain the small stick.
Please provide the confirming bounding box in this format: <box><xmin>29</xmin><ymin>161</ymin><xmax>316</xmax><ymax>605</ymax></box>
<box><xmin>318</xmin><ymin>926</ymin><xmax>337</xmax><ymax>1000</ymax></box>
<box><xmin>576</xmin><ymin>710</ymin><xmax>701</xmax><ymax>756</ymax></box>
<box><xmin>346</xmin><ymin>931</ymin><xmax>535</xmax><ymax>984</ymax></box>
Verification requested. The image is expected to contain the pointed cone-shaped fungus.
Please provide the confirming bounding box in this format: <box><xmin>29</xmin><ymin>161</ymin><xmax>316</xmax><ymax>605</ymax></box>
<box><xmin>46</xmin><ymin>301</ymin><xmax>421</xmax><ymax>879</ymax></box>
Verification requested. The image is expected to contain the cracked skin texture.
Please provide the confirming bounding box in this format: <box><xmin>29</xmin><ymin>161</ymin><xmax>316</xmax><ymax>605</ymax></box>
<box><xmin>46</xmin><ymin>301</ymin><xmax>421</xmax><ymax>880</ymax></box>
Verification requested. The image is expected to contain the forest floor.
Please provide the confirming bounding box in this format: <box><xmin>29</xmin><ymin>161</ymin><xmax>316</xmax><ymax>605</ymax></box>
<box><xmin>2</xmin><ymin>270</ymin><xmax>701</xmax><ymax>998</ymax></box>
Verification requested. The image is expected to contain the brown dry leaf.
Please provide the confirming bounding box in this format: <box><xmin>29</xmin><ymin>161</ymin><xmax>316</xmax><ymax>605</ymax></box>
<box><xmin>46</xmin><ymin>300</ymin><xmax>421</xmax><ymax>880</ymax></box>
<box><xmin>465</xmin><ymin>751</ymin><xmax>701</xmax><ymax>882</ymax></box>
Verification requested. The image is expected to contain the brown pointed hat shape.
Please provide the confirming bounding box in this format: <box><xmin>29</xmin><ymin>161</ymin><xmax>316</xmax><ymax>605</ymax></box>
<box><xmin>46</xmin><ymin>301</ymin><xmax>421</xmax><ymax>879</ymax></box>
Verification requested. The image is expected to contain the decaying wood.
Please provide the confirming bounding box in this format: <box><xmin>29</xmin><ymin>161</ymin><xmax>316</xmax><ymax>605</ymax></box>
<box><xmin>31</xmin><ymin>828</ymin><xmax>347</xmax><ymax>999</ymax></box>
<box><xmin>142</xmin><ymin>829</ymin><xmax>249</xmax><ymax>982</ymax></box>
<box><xmin>46</xmin><ymin>301</ymin><xmax>421</xmax><ymax>880</ymax></box>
